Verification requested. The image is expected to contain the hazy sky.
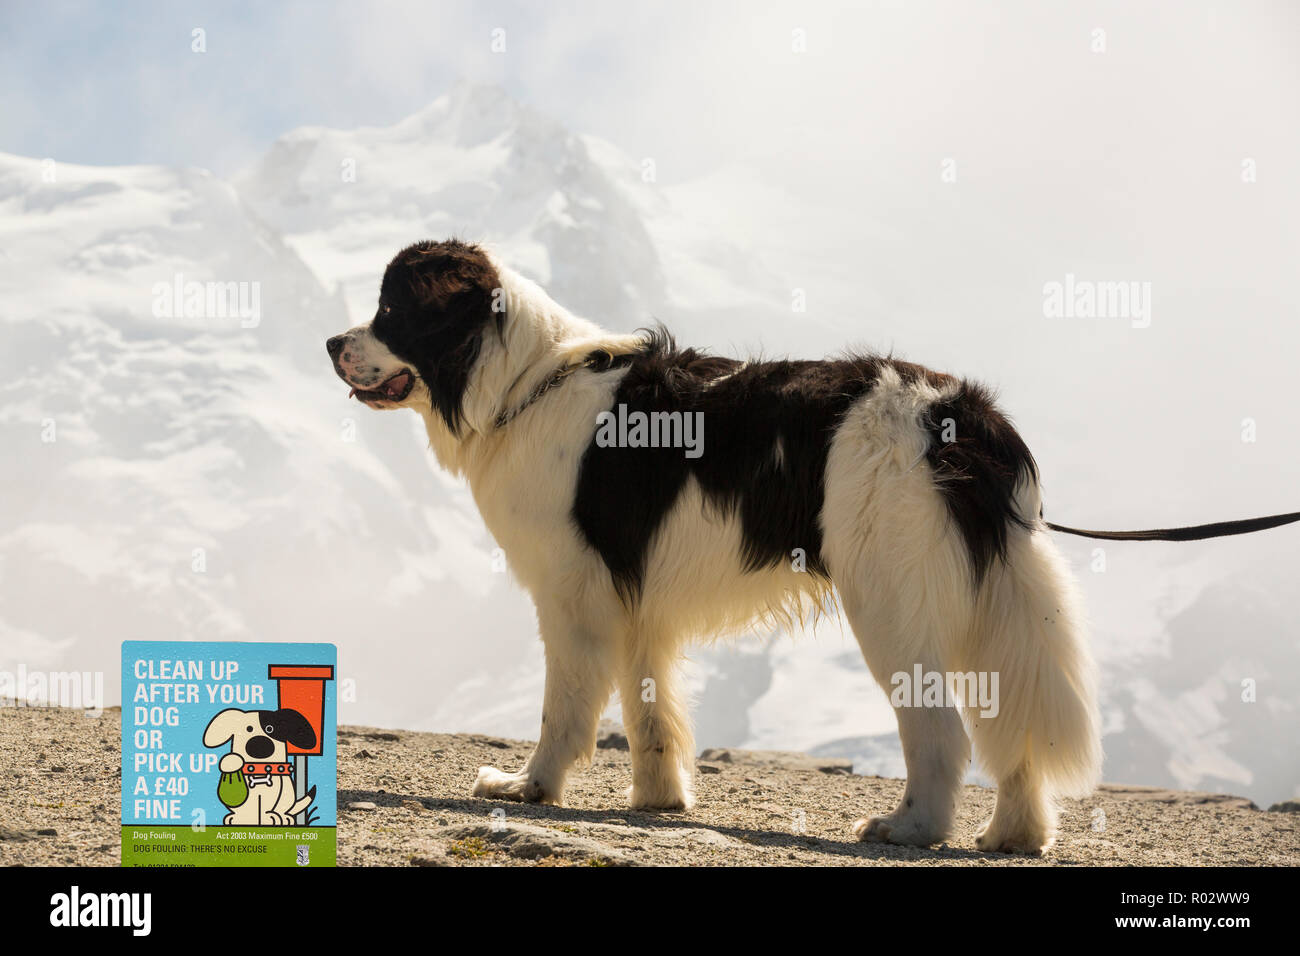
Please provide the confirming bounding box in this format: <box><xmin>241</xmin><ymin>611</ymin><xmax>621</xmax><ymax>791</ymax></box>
<box><xmin>5</xmin><ymin>0</ymin><xmax>1298</xmax><ymax>526</ymax></box>
<box><xmin>5</xmin><ymin>1</ymin><xmax>1296</xmax><ymax>188</ymax></box>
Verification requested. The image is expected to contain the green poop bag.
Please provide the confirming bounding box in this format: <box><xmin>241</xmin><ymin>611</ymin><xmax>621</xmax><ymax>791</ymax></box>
<box><xmin>218</xmin><ymin>769</ymin><xmax>249</xmax><ymax>808</ymax></box>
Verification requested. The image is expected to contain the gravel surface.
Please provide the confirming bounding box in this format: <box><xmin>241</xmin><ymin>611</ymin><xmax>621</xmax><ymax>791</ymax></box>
<box><xmin>2</xmin><ymin>706</ymin><xmax>1296</xmax><ymax>867</ymax></box>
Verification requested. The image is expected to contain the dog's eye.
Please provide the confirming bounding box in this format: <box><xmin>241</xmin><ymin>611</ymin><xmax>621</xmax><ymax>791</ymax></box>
<box><xmin>264</xmin><ymin>724</ymin><xmax>274</xmax><ymax>734</ymax></box>
<box><xmin>245</xmin><ymin>725</ymin><xmax>253</xmax><ymax>733</ymax></box>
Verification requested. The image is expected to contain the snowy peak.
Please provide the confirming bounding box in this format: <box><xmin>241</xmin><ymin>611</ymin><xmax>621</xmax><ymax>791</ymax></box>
<box><xmin>235</xmin><ymin>83</ymin><xmax>667</xmax><ymax>327</ymax></box>
<box><xmin>0</xmin><ymin>152</ymin><xmax>331</xmax><ymax>362</ymax></box>
<box><xmin>390</xmin><ymin>82</ymin><xmax>546</xmax><ymax>148</ymax></box>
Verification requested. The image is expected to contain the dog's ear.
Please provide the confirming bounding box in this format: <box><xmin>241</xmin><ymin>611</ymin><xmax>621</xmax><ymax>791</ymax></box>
<box><xmin>383</xmin><ymin>241</ymin><xmax>494</xmax><ymax>312</ymax></box>
<box><xmin>259</xmin><ymin>709</ymin><xmax>316</xmax><ymax>750</ymax></box>
<box><xmin>203</xmin><ymin>709</ymin><xmax>247</xmax><ymax>748</ymax></box>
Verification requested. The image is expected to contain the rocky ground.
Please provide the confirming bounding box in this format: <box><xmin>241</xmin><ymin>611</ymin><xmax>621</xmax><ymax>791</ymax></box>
<box><xmin>2</xmin><ymin>706</ymin><xmax>1297</xmax><ymax>866</ymax></box>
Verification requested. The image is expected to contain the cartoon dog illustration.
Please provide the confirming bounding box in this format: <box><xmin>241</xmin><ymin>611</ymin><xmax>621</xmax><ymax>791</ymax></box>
<box><xmin>203</xmin><ymin>708</ymin><xmax>317</xmax><ymax>825</ymax></box>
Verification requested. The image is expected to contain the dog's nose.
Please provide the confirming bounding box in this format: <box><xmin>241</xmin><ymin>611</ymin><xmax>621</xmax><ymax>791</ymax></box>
<box><xmin>245</xmin><ymin>735</ymin><xmax>275</xmax><ymax>760</ymax></box>
<box><xmin>326</xmin><ymin>335</ymin><xmax>347</xmax><ymax>359</ymax></box>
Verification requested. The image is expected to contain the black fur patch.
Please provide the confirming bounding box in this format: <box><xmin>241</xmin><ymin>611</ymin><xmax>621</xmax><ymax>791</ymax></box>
<box><xmin>573</xmin><ymin>333</ymin><xmax>1037</xmax><ymax>602</ymax></box>
<box><xmin>258</xmin><ymin>708</ymin><xmax>317</xmax><ymax>750</ymax></box>
<box><xmin>573</xmin><ymin>330</ymin><xmax>885</xmax><ymax>603</ymax></box>
<box><xmin>919</xmin><ymin>379</ymin><xmax>1039</xmax><ymax>582</ymax></box>
<box><xmin>371</xmin><ymin>239</ymin><xmax>502</xmax><ymax>434</ymax></box>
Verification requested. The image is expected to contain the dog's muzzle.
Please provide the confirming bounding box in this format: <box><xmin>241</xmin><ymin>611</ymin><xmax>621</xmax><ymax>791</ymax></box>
<box><xmin>325</xmin><ymin>334</ymin><xmax>415</xmax><ymax>404</ymax></box>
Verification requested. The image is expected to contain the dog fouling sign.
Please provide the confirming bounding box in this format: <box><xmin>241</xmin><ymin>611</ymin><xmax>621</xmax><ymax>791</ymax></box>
<box><xmin>120</xmin><ymin>641</ymin><xmax>337</xmax><ymax>866</ymax></box>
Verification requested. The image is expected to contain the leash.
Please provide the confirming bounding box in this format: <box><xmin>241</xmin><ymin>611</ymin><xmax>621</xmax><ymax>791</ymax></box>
<box><xmin>494</xmin><ymin>362</ymin><xmax>588</xmax><ymax>430</ymax></box>
<box><xmin>1045</xmin><ymin>511</ymin><xmax>1300</xmax><ymax>541</ymax></box>
<box><xmin>494</xmin><ymin>350</ymin><xmax>625</xmax><ymax>430</ymax></box>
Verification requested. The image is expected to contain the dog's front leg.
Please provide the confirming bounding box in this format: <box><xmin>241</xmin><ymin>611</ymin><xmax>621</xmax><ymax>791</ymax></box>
<box><xmin>618</xmin><ymin>635</ymin><xmax>694</xmax><ymax>811</ymax></box>
<box><xmin>264</xmin><ymin>784</ymin><xmax>290</xmax><ymax>826</ymax></box>
<box><xmin>267</xmin><ymin>778</ymin><xmax>303</xmax><ymax>825</ymax></box>
<box><xmin>473</xmin><ymin>617</ymin><xmax>614</xmax><ymax>806</ymax></box>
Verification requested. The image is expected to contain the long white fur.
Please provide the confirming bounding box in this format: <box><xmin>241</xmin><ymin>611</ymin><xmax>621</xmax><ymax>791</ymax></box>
<box><xmin>358</xmin><ymin>251</ymin><xmax>1102</xmax><ymax>853</ymax></box>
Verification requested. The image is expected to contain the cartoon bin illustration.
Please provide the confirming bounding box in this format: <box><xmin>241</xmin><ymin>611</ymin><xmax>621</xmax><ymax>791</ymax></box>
<box><xmin>268</xmin><ymin>664</ymin><xmax>334</xmax><ymax>823</ymax></box>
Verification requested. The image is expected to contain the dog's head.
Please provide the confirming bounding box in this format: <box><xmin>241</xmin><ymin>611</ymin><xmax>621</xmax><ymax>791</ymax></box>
<box><xmin>203</xmin><ymin>708</ymin><xmax>317</xmax><ymax>761</ymax></box>
<box><xmin>326</xmin><ymin>239</ymin><xmax>502</xmax><ymax>432</ymax></box>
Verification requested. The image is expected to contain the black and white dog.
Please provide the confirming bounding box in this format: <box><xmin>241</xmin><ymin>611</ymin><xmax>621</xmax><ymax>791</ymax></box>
<box><xmin>327</xmin><ymin>239</ymin><xmax>1101</xmax><ymax>854</ymax></box>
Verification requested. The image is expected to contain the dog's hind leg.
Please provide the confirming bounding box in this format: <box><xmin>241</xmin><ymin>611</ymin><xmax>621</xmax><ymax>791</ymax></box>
<box><xmin>822</xmin><ymin>372</ymin><xmax>976</xmax><ymax>846</ymax></box>
<box><xmin>838</xmin><ymin>593</ymin><xmax>972</xmax><ymax>847</ymax></box>
<box><xmin>617</xmin><ymin>628</ymin><xmax>694</xmax><ymax>811</ymax></box>
<box><xmin>826</xmin><ymin>365</ymin><xmax>1100</xmax><ymax>854</ymax></box>
<box><xmin>473</xmin><ymin>605</ymin><xmax>616</xmax><ymax>806</ymax></box>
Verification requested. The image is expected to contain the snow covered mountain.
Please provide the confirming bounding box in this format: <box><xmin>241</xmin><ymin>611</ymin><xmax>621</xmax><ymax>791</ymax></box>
<box><xmin>236</xmin><ymin>83</ymin><xmax>664</xmax><ymax>329</ymax></box>
<box><xmin>232</xmin><ymin>81</ymin><xmax>835</xmax><ymax>350</ymax></box>
<box><xmin>0</xmin><ymin>150</ymin><xmax>535</xmax><ymax>733</ymax></box>
<box><xmin>3</xmin><ymin>83</ymin><xmax>1297</xmax><ymax>806</ymax></box>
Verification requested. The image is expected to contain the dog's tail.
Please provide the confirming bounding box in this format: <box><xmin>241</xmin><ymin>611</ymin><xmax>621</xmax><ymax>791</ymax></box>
<box><xmin>287</xmin><ymin>785</ymin><xmax>317</xmax><ymax>818</ymax></box>
<box><xmin>927</xmin><ymin>384</ymin><xmax>1102</xmax><ymax>801</ymax></box>
<box><xmin>964</xmin><ymin>522</ymin><xmax>1103</xmax><ymax>799</ymax></box>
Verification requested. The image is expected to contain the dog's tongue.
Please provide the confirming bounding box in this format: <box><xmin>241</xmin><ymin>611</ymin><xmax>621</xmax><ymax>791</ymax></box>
<box><xmin>383</xmin><ymin>371</ymin><xmax>410</xmax><ymax>396</ymax></box>
<box><xmin>348</xmin><ymin>371</ymin><xmax>409</xmax><ymax>401</ymax></box>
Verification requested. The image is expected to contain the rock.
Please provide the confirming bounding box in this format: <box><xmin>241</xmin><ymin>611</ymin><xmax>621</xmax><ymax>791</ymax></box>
<box><xmin>813</xmin><ymin>760</ymin><xmax>854</xmax><ymax>775</ymax></box>
<box><xmin>698</xmin><ymin>747</ymin><xmax>852</xmax><ymax>775</ymax></box>
<box><xmin>1098</xmin><ymin>784</ymin><xmax>1258</xmax><ymax>811</ymax></box>
<box><xmin>596</xmin><ymin>719</ymin><xmax>628</xmax><ymax>751</ymax></box>
<box><xmin>36</xmin><ymin>828</ymin><xmax>57</xmax><ymax>836</ymax></box>
<box><xmin>364</xmin><ymin>732</ymin><xmax>400</xmax><ymax>741</ymax></box>
<box><xmin>7</xmin><ymin>706</ymin><xmax>1298</xmax><ymax>868</ymax></box>
<box><xmin>1269</xmin><ymin>800</ymin><xmax>1300</xmax><ymax>813</ymax></box>
<box><xmin>353</xmin><ymin>749</ymin><xmax>375</xmax><ymax>759</ymax></box>
<box><xmin>410</xmin><ymin>852</ymin><xmax>451</xmax><ymax>867</ymax></box>
<box><xmin>632</xmin><ymin>826</ymin><xmax>736</xmax><ymax>850</ymax></box>
<box><xmin>434</xmin><ymin>822</ymin><xmax>636</xmax><ymax>866</ymax></box>
<box><xmin>566</xmin><ymin>820</ymin><xmax>740</xmax><ymax>851</ymax></box>
<box><xmin>697</xmin><ymin>763</ymin><xmax>722</xmax><ymax>774</ymax></box>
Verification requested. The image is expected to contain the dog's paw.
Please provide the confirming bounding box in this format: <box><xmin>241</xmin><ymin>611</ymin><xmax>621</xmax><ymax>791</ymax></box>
<box><xmin>218</xmin><ymin>753</ymin><xmax>244</xmax><ymax>774</ymax></box>
<box><xmin>626</xmin><ymin>783</ymin><xmax>694</xmax><ymax>812</ymax></box>
<box><xmin>471</xmin><ymin>766</ymin><xmax>559</xmax><ymax>805</ymax></box>
<box><xmin>852</xmin><ymin>811</ymin><xmax>944</xmax><ymax>847</ymax></box>
<box><xmin>975</xmin><ymin>819</ymin><xmax>1048</xmax><ymax>856</ymax></box>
